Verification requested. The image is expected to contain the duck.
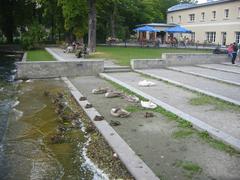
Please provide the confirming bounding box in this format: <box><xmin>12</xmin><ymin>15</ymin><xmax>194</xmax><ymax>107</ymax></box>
<box><xmin>92</xmin><ymin>87</ymin><xmax>109</xmax><ymax>94</ymax></box>
<box><xmin>110</xmin><ymin>108</ymin><xmax>130</xmax><ymax>118</ymax></box>
<box><xmin>105</xmin><ymin>91</ymin><xmax>123</xmax><ymax>98</ymax></box>
<box><xmin>123</xmin><ymin>94</ymin><xmax>139</xmax><ymax>103</ymax></box>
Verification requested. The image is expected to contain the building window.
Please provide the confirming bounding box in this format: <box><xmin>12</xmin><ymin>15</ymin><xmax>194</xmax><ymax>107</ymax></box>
<box><xmin>238</xmin><ymin>7</ymin><xmax>240</xmax><ymax>17</ymax></box>
<box><xmin>179</xmin><ymin>15</ymin><xmax>181</xmax><ymax>23</ymax></box>
<box><xmin>189</xmin><ymin>14</ymin><xmax>195</xmax><ymax>22</ymax></box>
<box><xmin>236</xmin><ymin>32</ymin><xmax>240</xmax><ymax>43</ymax></box>
<box><xmin>206</xmin><ymin>32</ymin><xmax>216</xmax><ymax>43</ymax></box>
<box><xmin>212</xmin><ymin>11</ymin><xmax>216</xmax><ymax>20</ymax></box>
<box><xmin>224</xmin><ymin>9</ymin><xmax>229</xmax><ymax>18</ymax></box>
<box><xmin>171</xmin><ymin>16</ymin><xmax>173</xmax><ymax>23</ymax></box>
<box><xmin>201</xmin><ymin>12</ymin><xmax>205</xmax><ymax>21</ymax></box>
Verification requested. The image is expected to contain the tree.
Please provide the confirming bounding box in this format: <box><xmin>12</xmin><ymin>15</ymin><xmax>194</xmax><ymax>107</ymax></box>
<box><xmin>88</xmin><ymin>0</ymin><xmax>97</xmax><ymax>52</ymax></box>
<box><xmin>58</xmin><ymin>0</ymin><xmax>88</xmax><ymax>41</ymax></box>
<box><xmin>0</xmin><ymin>0</ymin><xmax>35</xmax><ymax>43</ymax></box>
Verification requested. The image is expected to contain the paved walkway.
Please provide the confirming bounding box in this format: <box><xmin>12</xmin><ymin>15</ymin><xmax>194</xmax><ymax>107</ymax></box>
<box><xmin>198</xmin><ymin>64</ymin><xmax>240</xmax><ymax>74</ymax></box>
<box><xmin>222</xmin><ymin>62</ymin><xmax>240</xmax><ymax>67</ymax></box>
<box><xmin>168</xmin><ymin>66</ymin><xmax>240</xmax><ymax>86</ymax></box>
<box><xmin>137</xmin><ymin>68</ymin><xmax>240</xmax><ymax>106</ymax></box>
<box><xmin>46</xmin><ymin>47</ymin><xmax>119</xmax><ymax>67</ymax></box>
<box><xmin>69</xmin><ymin>76</ymin><xmax>240</xmax><ymax>180</ymax></box>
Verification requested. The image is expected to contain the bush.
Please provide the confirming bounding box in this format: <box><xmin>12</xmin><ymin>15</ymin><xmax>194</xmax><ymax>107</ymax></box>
<box><xmin>21</xmin><ymin>22</ymin><xmax>47</xmax><ymax>50</ymax></box>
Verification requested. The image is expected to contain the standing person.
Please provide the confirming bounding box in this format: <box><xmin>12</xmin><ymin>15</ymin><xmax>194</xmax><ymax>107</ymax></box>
<box><xmin>237</xmin><ymin>42</ymin><xmax>240</xmax><ymax>62</ymax></box>
<box><xmin>232</xmin><ymin>42</ymin><xmax>238</xmax><ymax>64</ymax></box>
<box><xmin>227</xmin><ymin>43</ymin><xmax>233</xmax><ymax>58</ymax></box>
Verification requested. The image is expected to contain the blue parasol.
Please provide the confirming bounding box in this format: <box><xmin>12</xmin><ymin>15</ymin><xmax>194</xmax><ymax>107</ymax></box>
<box><xmin>133</xmin><ymin>26</ymin><xmax>160</xmax><ymax>32</ymax></box>
<box><xmin>165</xmin><ymin>25</ymin><xmax>192</xmax><ymax>33</ymax></box>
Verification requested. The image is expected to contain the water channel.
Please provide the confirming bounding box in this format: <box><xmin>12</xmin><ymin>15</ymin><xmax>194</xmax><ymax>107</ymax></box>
<box><xmin>0</xmin><ymin>52</ymin><xmax>130</xmax><ymax>179</ymax></box>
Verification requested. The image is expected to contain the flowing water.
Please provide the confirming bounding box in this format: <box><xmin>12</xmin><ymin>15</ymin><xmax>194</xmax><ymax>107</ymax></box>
<box><xmin>0</xmin><ymin>53</ymin><xmax>109</xmax><ymax>179</ymax></box>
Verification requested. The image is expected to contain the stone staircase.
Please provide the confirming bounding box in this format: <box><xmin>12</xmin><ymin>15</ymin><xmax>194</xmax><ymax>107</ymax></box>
<box><xmin>104</xmin><ymin>66</ymin><xmax>132</xmax><ymax>73</ymax></box>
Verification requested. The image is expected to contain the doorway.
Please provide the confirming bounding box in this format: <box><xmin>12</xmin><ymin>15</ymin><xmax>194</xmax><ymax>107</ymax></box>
<box><xmin>221</xmin><ymin>32</ymin><xmax>226</xmax><ymax>46</ymax></box>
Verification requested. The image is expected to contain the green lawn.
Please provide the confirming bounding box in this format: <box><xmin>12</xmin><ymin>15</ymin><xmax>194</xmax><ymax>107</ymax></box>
<box><xmin>27</xmin><ymin>50</ymin><xmax>55</xmax><ymax>61</ymax></box>
<box><xmin>90</xmin><ymin>46</ymin><xmax>211</xmax><ymax>66</ymax></box>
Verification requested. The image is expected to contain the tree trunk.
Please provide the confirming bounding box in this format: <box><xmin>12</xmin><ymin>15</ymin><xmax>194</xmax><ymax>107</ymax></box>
<box><xmin>88</xmin><ymin>0</ymin><xmax>96</xmax><ymax>53</ymax></box>
<box><xmin>110</xmin><ymin>2</ymin><xmax>117</xmax><ymax>38</ymax></box>
<box><xmin>5</xmin><ymin>30</ymin><xmax>13</xmax><ymax>44</ymax></box>
<box><xmin>51</xmin><ymin>14</ymin><xmax>55</xmax><ymax>42</ymax></box>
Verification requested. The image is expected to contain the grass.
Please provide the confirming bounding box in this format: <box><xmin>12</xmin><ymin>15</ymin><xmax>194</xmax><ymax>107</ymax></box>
<box><xmin>198</xmin><ymin>131</ymin><xmax>238</xmax><ymax>155</ymax></box>
<box><xmin>104</xmin><ymin>77</ymin><xmax>240</xmax><ymax>155</ymax></box>
<box><xmin>89</xmin><ymin>46</ymin><xmax>211</xmax><ymax>66</ymax></box>
<box><xmin>125</xmin><ymin>105</ymin><xmax>142</xmax><ymax>113</ymax></box>
<box><xmin>173</xmin><ymin>160</ymin><xmax>202</xmax><ymax>178</ymax></box>
<box><xmin>27</xmin><ymin>49</ymin><xmax>55</xmax><ymax>61</ymax></box>
<box><xmin>189</xmin><ymin>94</ymin><xmax>240</xmax><ymax>112</ymax></box>
<box><xmin>172</xmin><ymin>130</ymin><xmax>194</xmax><ymax>139</ymax></box>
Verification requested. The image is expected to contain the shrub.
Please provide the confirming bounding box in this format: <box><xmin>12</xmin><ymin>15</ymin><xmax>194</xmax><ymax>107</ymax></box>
<box><xmin>21</xmin><ymin>22</ymin><xmax>47</xmax><ymax>50</ymax></box>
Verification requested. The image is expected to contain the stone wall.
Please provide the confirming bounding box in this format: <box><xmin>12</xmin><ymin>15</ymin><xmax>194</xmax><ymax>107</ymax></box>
<box><xmin>16</xmin><ymin>60</ymin><xmax>104</xmax><ymax>79</ymax></box>
<box><xmin>131</xmin><ymin>59</ymin><xmax>166</xmax><ymax>69</ymax></box>
<box><xmin>131</xmin><ymin>53</ymin><xmax>229</xmax><ymax>69</ymax></box>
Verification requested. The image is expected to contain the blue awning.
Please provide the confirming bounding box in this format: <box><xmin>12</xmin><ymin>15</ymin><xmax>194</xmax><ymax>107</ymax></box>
<box><xmin>133</xmin><ymin>26</ymin><xmax>160</xmax><ymax>32</ymax></box>
<box><xmin>165</xmin><ymin>25</ymin><xmax>192</xmax><ymax>33</ymax></box>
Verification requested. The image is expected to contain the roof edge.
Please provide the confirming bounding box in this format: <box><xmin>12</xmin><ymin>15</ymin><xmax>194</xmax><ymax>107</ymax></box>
<box><xmin>168</xmin><ymin>0</ymin><xmax>236</xmax><ymax>13</ymax></box>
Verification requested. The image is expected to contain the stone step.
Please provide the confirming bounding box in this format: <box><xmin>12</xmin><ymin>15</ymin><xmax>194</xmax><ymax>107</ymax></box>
<box><xmin>104</xmin><ymin>68</ymin><xmax>132</xmax><ymax>73</ymax></box>
<box><xmin>99</xmin><ymin>72</ymin><xmax>240</xmax><ymax>151</ymax></box>
<box><xmin>222</xmin><ymin>62</ymin><xmax>240</xmax><ymax>67</ymax></box>
<box><xmin>135</xmin><ymin>68</ymin><xmax>240</xmax><ymax>106</ymax></box>
<box><xmin>104</xmin><ymin>66</ymin><xmax>131</xmax><ymax>70</ymax></box>
<box><xmin>168</xmin><ymin>66</ymin><xmax>240</xmax><ymax>86</ymax></box>
<box><xmin>197</xmin><ymin>64</ymin><xmax>240</xmax><ymax>74</ymax></box>
<box><xmin>104</xmin><ymin>66</ymin><xmax>132</xmax><ymax>73</ymax></box>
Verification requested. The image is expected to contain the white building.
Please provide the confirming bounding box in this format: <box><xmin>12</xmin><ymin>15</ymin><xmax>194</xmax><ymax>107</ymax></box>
<box><xmin>167</xmin><ymin>0</ymin><xmax>240</xmax><ymax>45</ymax></box>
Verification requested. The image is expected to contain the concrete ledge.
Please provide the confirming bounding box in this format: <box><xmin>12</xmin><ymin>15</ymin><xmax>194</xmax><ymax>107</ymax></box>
<box><xmin>16</xmin><ymin>60</ymin><xmax>104</xmax><ymax>79</ymax></box>
<box><xmin>62</xmin><ymin>77</ymin><xmax>159</xmax><ymax>180</ymax></box>
<box><xmin>162</xmin><ymin>53</ymin><xmax>228</xmax><ymax>66</ymax></box>
<box><xmin>22</xmin><ymin>52</ymin><xmax>27</xmax><ymax>62</ymax></box>
<box><xmin>46</xmin><ymin>47</ymin><xmax>66</xmax><ymax>61</ymax></box>
<box><xmin>131</xmin><ymin>59</ymin><xmax>166</xmax><ymax>69</ymax></box>
<box><xmin>168</xmin><ymin>67</ymin><xmax>240</xmax><ymax>86</ymax></box>
<box><xmin>135</xmin><ymin>69</ymin><xmax>240</xmax><ymax>107</ymax></box>
<box><xmin>100</xmin><ymin>73</ymin><xmax>240</xmax><ymax>151</ymax></box>
<box><xmin>131</xmin><ymin>53</ymin><xmax>228</xmax><ymax>69</ymax></box>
